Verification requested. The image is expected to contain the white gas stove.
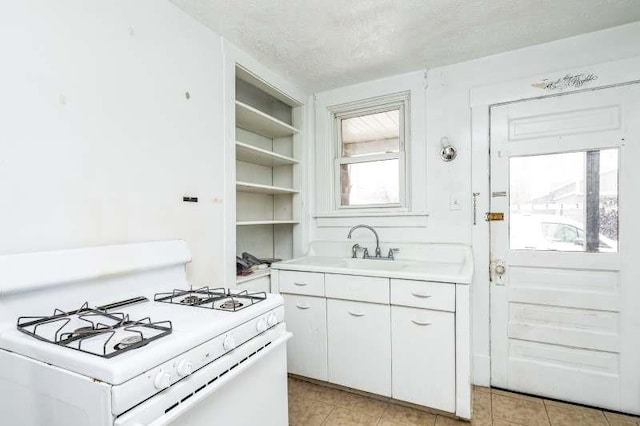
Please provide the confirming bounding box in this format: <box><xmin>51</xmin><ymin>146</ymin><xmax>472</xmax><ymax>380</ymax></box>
<box><xmin>0</xmin><ymin>241</ymin><xmax>291</xmax><ymax>426</ymax></box>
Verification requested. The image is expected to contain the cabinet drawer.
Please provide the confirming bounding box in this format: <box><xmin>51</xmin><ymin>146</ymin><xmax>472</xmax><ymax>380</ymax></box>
<box><xmin>390</xmin><ymin>279</ymin><xmax>455</xmax><ymax>312</ymax></box>
<box><xmin>325</xmin><ymin>274</ymin><xmax>389</xmax><ymax>304</ymax></box>
<box><xmin>279</xmin><ymin>271</ymin><xmax>325</xmax><ymax>296</ymax></box>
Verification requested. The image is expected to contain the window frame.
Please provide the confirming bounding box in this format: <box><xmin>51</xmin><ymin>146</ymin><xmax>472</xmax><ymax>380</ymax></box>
<box><xmin>330</xmin><ymin>92</ymin><xmax>410</xmax><ymax>211</ymax></box>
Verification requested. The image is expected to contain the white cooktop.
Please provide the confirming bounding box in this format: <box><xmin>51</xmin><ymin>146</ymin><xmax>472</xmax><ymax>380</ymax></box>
<box><xmin>0</xmin><ymin>294</ymin><xmax>283</xmax><ymax>385</ymax></box>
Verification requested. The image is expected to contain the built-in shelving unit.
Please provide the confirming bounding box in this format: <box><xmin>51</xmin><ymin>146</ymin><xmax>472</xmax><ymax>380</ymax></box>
<box><xmin>234</xmin><ymin>65</ymin><xmax>303</xmax><ymax>288</ymax></box>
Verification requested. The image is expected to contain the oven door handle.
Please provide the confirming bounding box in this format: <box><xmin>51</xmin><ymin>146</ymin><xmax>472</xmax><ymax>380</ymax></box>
<box><xmin>128</xmin><ymin>332</ymin><xmax>292</xmax><ymax>426</ymax></box>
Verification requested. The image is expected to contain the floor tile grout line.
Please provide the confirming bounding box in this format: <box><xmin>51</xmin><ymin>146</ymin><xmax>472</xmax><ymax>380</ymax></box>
<box><xmin>490</xmin><ymin>391</ymin><xmax>494</xmax><ymax>425</ymax></box>
<box><xmin>319</xmin><ymin>404</ymin><xmax>337</xmax><ymax>426</ymax></box>
<box><xmin>542</xmin><ymin>399</ymin><xmax>552</xmax><ymax>426</ymax></box>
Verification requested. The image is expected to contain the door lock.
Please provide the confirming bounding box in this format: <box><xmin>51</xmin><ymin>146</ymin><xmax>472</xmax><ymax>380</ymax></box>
<box><xmin>485</xmin><ymin>212</ymin><xmax>505</xmax><ymax>221</ymax></box>
<box><xmin>491</xmin><ymin>260</ymin><xmax>507</xmax><ymax>286</ymax></box>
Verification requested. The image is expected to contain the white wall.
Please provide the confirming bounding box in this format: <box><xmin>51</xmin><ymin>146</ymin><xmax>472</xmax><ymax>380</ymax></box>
<box><xmin>0</xmin><ymin>1</ymin><xmax>227</xmax><ymax>284</ymax></box>
<box><xmin>309</xmin><ymin>21</ymin><xmax>640</xmax><ymax>384</ymax></box>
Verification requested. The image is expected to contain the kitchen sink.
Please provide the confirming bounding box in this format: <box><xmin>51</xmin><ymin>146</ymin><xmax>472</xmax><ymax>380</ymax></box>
<box><xmin>343</xmin><ymin>258</ymin><xmax>407</xmax><ymax>271</ymax></box>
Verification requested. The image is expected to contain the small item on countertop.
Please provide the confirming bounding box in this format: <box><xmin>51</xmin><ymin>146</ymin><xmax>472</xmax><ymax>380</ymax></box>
<box><xmin>241</xmin><ymin>252</ymin><xmax>262</xmax><ymax>266</ymax></box>
<box><xmin>258</xmin><ymin>258</ymin><xmax>281</xmax><ymax>266</ymax></box>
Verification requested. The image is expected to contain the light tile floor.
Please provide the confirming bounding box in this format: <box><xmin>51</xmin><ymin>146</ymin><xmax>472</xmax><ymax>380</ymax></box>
<box><xmin>288</xmin><ymin>376</ymin><xmax>640</xmax><ymax>426</ymax></box>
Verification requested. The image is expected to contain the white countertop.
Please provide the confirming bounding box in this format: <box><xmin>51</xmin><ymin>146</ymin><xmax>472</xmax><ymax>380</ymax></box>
<box><xmin>271</xmin><ymin>241</ymin><xmax>473</xmax><ymax>284</ymax></box>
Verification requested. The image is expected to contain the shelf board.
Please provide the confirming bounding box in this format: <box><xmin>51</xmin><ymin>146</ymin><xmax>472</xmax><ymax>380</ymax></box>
<box><xmin>236</xmin><ymin>268</ymin><xmax>271</xmax><ymax>285</ymax></box>
<box><xmin>235</xmin><ymin>142</ymin><xmax>298</xmax><ymax>167</ymax></box>
<box><xmin>236</xmin><ymin>220</ymin><xmax>298</xmax><ymax>226</ymax></box>
<box><xmin>236</xmin><ymin>181</ymin><xmax>298</xmax><ymax>195</ymax></box>
<box><xmin>236</xmin><ymin>101</ymin><xmax>299</xmax><ymax>138</ymax></box>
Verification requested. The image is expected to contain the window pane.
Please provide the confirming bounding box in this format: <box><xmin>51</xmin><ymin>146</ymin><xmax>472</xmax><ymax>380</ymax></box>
<box><xmin>340</xmin><ymin>160</ymin><xmax>399</xmax><ymax>206</ymax></box>
<box><xmin>341</xmin><ymin>110</ymin><xmax>400</xmax><ymax>157</ymax></box>
<box><xmin>509</xmin><ymin>149</ymin><xmax>618</xmax><ymax>252</ymax></box>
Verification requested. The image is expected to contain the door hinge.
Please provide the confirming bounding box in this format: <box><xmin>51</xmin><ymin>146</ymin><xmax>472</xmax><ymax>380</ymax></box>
<box><xmin>485</xmin><ymin>212</ymin><xmax>505</xmax><ymax>221</ymax></box>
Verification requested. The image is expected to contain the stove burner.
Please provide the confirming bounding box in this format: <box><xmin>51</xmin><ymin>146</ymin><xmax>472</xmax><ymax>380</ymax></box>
<box><xmin>114</xmin><ymin>335</ymin><xmax>144</xmax><ymax>351</ymax></box>
<box><xmin>219</xmin><ymin>299</ymin><xmax>243</xmax><ymax>311</ymax></box>
<box><xmin>72</xmin><ymin>326</ymin><xmax>96</xmax><ymax>335</ymax></box>
<box><xmin>180</xmin><ymin>295</ymin><xmax>207</xmax><ymax>305</ymax></box>
<box><xmin>154</xmin><ymin>287</ymin><xmax>266</xmax><ymax>312</ymax></box>
<box><xmin>16</xmin><ymin>302</ymin><xmax>173</xmax><ymax>358</ymax></box>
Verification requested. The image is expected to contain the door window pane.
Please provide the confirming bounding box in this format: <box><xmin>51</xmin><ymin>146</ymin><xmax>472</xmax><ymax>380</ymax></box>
<box><xmin>340</xmin><ymin>159</ymin><xmax>399</xmax><ymax>206</ymax></box>
<box><xmin>341</xmin><ymin>110</ymin><xmax>400</xmax><ymax>157</ymax></box>
<box><xmin>509</xmin><ymin>149</ymin><xmax>618</xmax><ymax>252</ymax></box>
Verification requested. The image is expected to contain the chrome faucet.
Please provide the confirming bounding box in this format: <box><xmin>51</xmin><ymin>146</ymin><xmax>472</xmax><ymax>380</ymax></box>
<box><xmin>347</xmin><ymin>224</ymin><xmax>382</xmax><ymax>258</ymax></box>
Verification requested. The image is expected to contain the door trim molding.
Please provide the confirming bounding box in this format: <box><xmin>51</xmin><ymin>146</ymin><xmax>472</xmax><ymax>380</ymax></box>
<box><xmin>469</xmin><ymin>55</ymin><xmax>640</xmax><ymax>386</ymax></box>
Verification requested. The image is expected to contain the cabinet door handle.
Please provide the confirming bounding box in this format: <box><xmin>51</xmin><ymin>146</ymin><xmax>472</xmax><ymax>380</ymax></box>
<box><xmin>348</xmin><ymin>311</ymin><xmax>366</xmax><ymax>317</ymax></box>
<box><xmin>411</xmin><ymin>319</ymin><xmax>432</xmax><ymax>326</ymax></box>
<box><xmin>294</xmin><ymin>282</ymin><xmax>308</xmax><ymax>286</ymax></box>
<box><xmin>411</xmin><ymin>292</ymin><xmax>431</xmax><ymax>299</ymax></box>
<box><xmin>296</xmin><ymin>304</ymin><xmax>311</xmax><ymax>310</ymax></box>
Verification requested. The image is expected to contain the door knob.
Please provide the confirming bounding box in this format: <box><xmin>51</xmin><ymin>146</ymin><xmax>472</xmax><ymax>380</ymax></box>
<box><xmin>492</xmin><ymin>260</ymin><xmax>506</xmax><ymax>286</ymax></box>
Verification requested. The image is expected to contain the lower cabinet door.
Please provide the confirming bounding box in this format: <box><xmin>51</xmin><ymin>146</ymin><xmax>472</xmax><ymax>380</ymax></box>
<box><xmin>391</xmin><ymin>305</ymin><xmax>455</xmax><ymax>412</ymax></box>
<box><xmin>327</xmin><ymin>299</ymin><xmax>391</xmax><ymax>396</ymax></box>
<box><xmin>283</xmin><ymin>294</ymin><xmax>328</xmax><ymax>381</ymax></box>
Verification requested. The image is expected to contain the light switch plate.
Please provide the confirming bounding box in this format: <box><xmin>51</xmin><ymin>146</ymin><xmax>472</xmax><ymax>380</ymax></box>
<box><xmin>449</xmin><ymin>193</ymin><xmax>463</xmax><ymax>210</ymax></box>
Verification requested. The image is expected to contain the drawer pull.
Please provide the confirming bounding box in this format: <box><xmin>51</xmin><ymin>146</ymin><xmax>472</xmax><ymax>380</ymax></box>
<box><xmin>296</xmin><ymin>304</ymin><xmax>311</xmax><ymax>310</ymax></box>
<box><xmin>293</xmin><ymin>282</ymin><xmax>308</xmax><ymax>286</ymax></box>
<box><xmin>411</xmin><ymin>292</ymin><xmax>432</xmax><ymax>299</ymax></box>
<box><xmin>348</xmin><ymin>311</ymin><xmax>366</xmax><ymax>317</ymax></box>
<box><xmin>411</xmin><ymin>320</ymin><xmax>432</xmax><ymax>326</ymax></box>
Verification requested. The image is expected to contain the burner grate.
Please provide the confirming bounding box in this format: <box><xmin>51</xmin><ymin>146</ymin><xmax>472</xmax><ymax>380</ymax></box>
<box><xmin>154</xmin><ymin>287</ymin><xmax>266</xmax><ymax>312</ymax></box>
<box><xmin>17</xmin><ymin>302</ymin><xmax>172</xmax><ymax>358</ymax></box>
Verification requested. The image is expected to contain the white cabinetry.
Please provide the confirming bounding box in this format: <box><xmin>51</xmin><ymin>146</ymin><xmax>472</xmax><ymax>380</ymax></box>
<box><xmin>327</xmin><ymin>299</ymin><xmax>391</xmax><ymax>396</ymax></box>
<box><xmin>283</xmin><ymin>294</ymin><xmax>327</xmax><ymax>381</ymax></box>
<box><xmin>391</xmin><ymin>305</ymin><xmax>455</xmax><ymax>411</ymax></box>
<box><xmin>272</xmin><ymin>267</ymin><xmax>467</xmax><ymax>417</ymax></box>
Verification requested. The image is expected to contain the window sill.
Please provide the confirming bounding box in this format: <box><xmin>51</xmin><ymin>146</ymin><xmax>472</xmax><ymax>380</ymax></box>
<box><xmin>314</xmin><ymin>211</ymin><xmax>429</xmax><ymax>228</ymax></box>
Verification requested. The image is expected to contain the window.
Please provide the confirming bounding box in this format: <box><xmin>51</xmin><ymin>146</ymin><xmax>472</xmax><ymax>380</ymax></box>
<box><xmin>333</xmin><ymin>93</ymin><xmax>408</xmax><ymax>209</ymax></box>
<box><xmin>509</xmin><ymin>149</ymin><xmax>618</xmax><ymax>252</ymax></box>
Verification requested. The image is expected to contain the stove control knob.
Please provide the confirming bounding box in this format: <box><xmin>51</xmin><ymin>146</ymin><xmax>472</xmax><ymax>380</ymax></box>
<box><xmin>223</xmin><ymin>334</ymin><xmax>236</xmax><ymax>351</ymax></box>
<box><xmin>154</xmin><ymin>371</ymin><xmax>171</xmax><ymax>390</ymax></box>
<box><xmin>256</xmin><ymin>318</ymin><xmax>268</xmax><ymax>332</ymax></box>
<box><xmin>177</xmin><ymin>359</ymin><xmax>192</xmax><ymax>377</ymax></box>
<box><xmin>267</xmin><ymin>312</ymin><xmax>278</xmax><ymax>327</ymax></box>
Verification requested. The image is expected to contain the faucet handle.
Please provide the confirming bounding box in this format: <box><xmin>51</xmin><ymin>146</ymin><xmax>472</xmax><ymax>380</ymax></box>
<box><xmin>388</xmin><ymin>248</ymin><xmax>400</xmax><ymax>260</ymax></box>
<box><xmin>362</xmin><ymin>248</ymin><xmax>369</xmax><ymax>259</ymax></box>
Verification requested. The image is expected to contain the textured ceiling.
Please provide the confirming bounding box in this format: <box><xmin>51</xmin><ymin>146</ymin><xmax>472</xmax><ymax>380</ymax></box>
<box><xmin>169</xmin><ymin>0</ymin><xmax>640</xmax><ymax>92</ymax></box>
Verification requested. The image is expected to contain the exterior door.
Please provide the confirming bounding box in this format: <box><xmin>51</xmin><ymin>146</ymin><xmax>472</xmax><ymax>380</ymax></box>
<box><xmin>489</xmin><ymin>84</ymin><xmax>640</xmax><ymax>414</ymax></box>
